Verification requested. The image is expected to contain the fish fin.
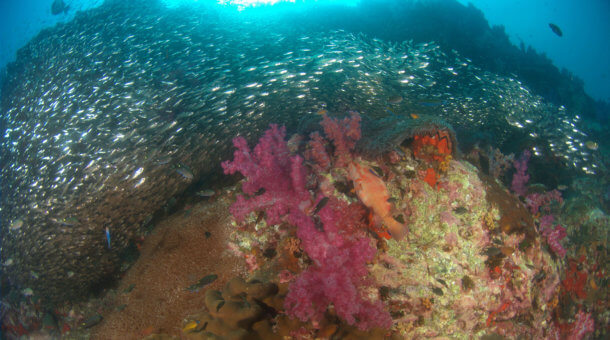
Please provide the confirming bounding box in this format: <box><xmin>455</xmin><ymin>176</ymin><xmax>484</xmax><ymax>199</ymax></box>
<box><xmin>383</xmin><ymin>216</ymin><xmax>408</xmax><ymax>240</ymax></box>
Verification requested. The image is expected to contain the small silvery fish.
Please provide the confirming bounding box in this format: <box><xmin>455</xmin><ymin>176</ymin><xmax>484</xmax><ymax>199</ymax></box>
<box><xmin>175</xmin><ymin>165</ymin><xmax>194</xmax><ymax>180</ymax></box>
<box><xmin>196</xmin><ymin>189</ymin><xmax>215</xmax><ymax>197</ymax></box>
<box><xmin>585</xmin><ymin>141</ymin><xmax>598</xmax><ymax>151</ymax></box>
<box><xmin>9</xmin><ymin>219</ymin><xmax>23</xmax><ymax>231</ymax></box>
<box><xmin>388</xmin><ymin>95</ymin><xmax>402</xmax><ymax>104</ymax></box>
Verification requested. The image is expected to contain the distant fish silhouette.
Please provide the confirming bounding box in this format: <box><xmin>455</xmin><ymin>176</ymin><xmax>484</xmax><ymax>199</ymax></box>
<box><xmin>548</xmin><ymin>23</ymin><xmax>563</xmax><ymax>37</ymax></box>
<box><xmin>51</xmin><ymin>0</ymin><xmax>70</xmax><ymax>15</ymax></box>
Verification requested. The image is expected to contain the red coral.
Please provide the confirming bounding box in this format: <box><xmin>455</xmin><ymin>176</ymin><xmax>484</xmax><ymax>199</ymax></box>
<box><xmin>412</xmin><ymin>130</ymin><xmax>452</xmax><ymax>163</ymax></box>
<box><xmin>562</xmin><ymin>257</ymin><xmax>588</xmax><ymax>299</ymax></box>
<box><xmin>423</xmin><ymin>167</ymin><xmax>438</xmax><ymax>189</ymax></box>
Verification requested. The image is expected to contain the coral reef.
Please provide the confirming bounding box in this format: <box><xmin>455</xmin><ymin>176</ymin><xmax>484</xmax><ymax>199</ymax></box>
<box><xmin>8</xmin><ymin>110</ymin><xmax>604</xmax><ymax>339</ymax></box>
<box><xmin>4</xmin><ymin>109</ymin><xmax>605</xmax><ymax>338</ymax></box>
<box><xmin>179</xmin><ymin>276</ymin><xmax>396</xmax><ymax>340</ymax></box>
<box><xmin>222</xmin><ymin>114</ymin><xmax>392</xmax><ymax>331</ymax></box>
<box><xmin>218</xmin><ymin>112</ymin><xmax>573</xmax><ymax>338</ymax></box>
<box><xmin>181</xmin><ymin>277</ymin><xmax>280</xmax><ymax>339</ymax></box>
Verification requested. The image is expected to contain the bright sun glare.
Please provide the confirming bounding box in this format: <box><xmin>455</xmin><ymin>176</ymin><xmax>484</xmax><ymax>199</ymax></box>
<box><xmin>218</xmin><ymin>0</ymin><xmax>298</xmax><ymax>7</ymax></box>
<box><xmin>163</xmin><ymin>0</ymin><xmax>358</xmax><ymax>11</ymax></box>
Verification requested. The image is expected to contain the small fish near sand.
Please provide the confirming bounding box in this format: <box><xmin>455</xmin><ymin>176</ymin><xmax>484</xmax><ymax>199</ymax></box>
<box><xmin>175</xmin><ymin>163</ymin><xmax>194</xmax><ymax>181</ymax></box>
<box><xmin>183</xmin><ymin>320</ymin><xmax>200</xmax><ymax>332</ymax></box>
<box><xmin>104</xmin><ymin>227</ymin><xmax>111</xmax><ymax>249</ymax></box>
<box><xmin>81</xmin><ymin>314</ymin><xmax>103</xmax><ymax>329</ymax></box>
<box><xmin>186</xmin><ymin>274</ymin><xmax>218</xmax><ymax>292</ymax></box>
<box><xmin>195</xmin><ymin>189</ymin><xmax>216</xmax><ymax>198</ymax></box>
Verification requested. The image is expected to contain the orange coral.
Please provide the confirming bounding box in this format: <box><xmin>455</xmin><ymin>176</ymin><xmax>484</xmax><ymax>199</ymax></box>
<box><xmin>423</xmin><ymin>168</ymin><xmax>438</xmax><ymax>188</ymax></box>
<box><xmin>412</xmin><ymin>130</ymin><xmax>452</xmax><ymax>163</ymax></box>
<box><xmin>412</xmin><ymin>130</ymin><xmax>453</xmax><ymax>189</ymax></box>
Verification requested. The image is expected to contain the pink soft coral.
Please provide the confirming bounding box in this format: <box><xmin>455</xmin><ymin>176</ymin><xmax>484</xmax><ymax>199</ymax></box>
<box><xmin>320</xmin><ymin>111</ymin><xmax>361</xmax><ymax>167</ymax></box>
<box><xmin>511</xmin><ymin>150</ymin><xmax>530</xmax><ymax>196</ymax></box>
<box><xmin>304</xmin><ymin>131</ymin><xmax>331</xmax><ymax>171</ymax></box>
<box><xmin>284</xmin><ymin>198</ymin><xmax>392</xmax><ymax>330</ymax></box>
<box><xmin>223</xmin><ymin>125</ymin><xmax>391</xmax><ymax>330</ymax></box>
<box><xmin>526</xmin><ymin>190</ymin><xmax>562</xmax><ymax>216</ymax></box>
<box><xmin>541</xmin><ymin>224</ymin><xmax>567</xmax><ymax>258</ymax></box>
<box><xmin>221</xmin><ymin>124</ymin><xmax>311</xmax><ymax>224</ymax></box>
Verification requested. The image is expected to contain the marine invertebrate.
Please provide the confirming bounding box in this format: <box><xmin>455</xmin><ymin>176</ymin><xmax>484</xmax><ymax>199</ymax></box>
<box><xmin>541</xmin><ymin>224</ymin><xmax>567</xmax><ymax>258</ymax></box>
<box><xmin>410</xmin><ymin>129</ymin><xmax>453</xmax><ymax>189</ymax></box>
<box><xmin>526</xmin><ymin>190</ymin><xmax>563</xmax><ymax>216</ymax></box>
<box><xmin>181</xmin><ymin>277</ymin><xmax>280</xmax><ymax>339</ymax></box>
<box><xmin>284</xmin><ymin>197</ymin><xmax>392</xmax><ymax>331</ymax></box>
<box><xmin>411</xmin><ymin>130</ymin><xmax>452</xmax><ymax>163</ymax></box>
<box><xmin>221</xmin><ymin>124</ymin><xmax>312</xmax><ymax>225</ymax></box>
<box><xmin>319</xmin><ymin>112</ymin><xmax>361</xmax><ymax>168</ymax></box>
<box><xmin>223</xmin><ymin>124</ymin><xmax>391</xmax><ymax>331</ymax></box>
<box><xmin>304</xmin><ymin>131</ymin><xmax>331</xmax><ymax>171</ymax></box>
<box><xmin>562</xmin><ymin>257</ymin><xmax>588</xmax><ymax>300</ymax></box>
<box><xmin>511</xmin><ymin>150</ymin><xmax>531</xmax><ymax>196</ymax></box>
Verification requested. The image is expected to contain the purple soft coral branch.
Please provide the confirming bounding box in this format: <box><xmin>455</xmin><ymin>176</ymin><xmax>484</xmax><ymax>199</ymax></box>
<box><xmin>222</xmin><ymin>122</ymin><xmax>390</xmax><ymax>331</ymax></box>
<box><xmin>320</xmin><ymin>112</ymin><xmax>361</xmax><ymax>167</ymax></box>
<box><xmin>285</xmin><ymin>199</ymin><xmax>391</xmax><ymax>330</ymax></box>
<box><xmin>511</xmin><ymin>150</ymin><xmax>530</xmax><ymax>196</ymax></box>
<box><xmin>222</xmin><ymin>124</ymin><xmax>312</xmax><ymax>223</ymax></box>
<box><xmin>541</xmin><ymin>224</ymin><xmax>567</xmax><ymax>258</ymax></box>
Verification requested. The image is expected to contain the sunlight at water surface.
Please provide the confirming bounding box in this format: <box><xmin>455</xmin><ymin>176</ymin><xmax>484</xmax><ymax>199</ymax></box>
<box><xmin>163</xmin><ymin>0</ymin><xmax>359</xmax><ymax>10</ymax></box>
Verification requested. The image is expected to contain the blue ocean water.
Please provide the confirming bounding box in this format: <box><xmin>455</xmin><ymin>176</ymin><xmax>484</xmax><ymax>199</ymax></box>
<box><xmin>456</xmin><ymin>0</ymin><xmax>610</xmax><ymax>103</ymax></box>
<box><xmin>1</xmin><ymin>0</ymin><xmax>609</xmax><ymax>103</ymax></box>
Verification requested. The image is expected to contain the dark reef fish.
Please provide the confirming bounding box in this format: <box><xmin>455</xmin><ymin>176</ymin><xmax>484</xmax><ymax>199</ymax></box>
<box><xmin>548</xmin><ymin>23</ymin><xmax>563</xmax><ymax>37</ymax></box>
<box><xmin>51</xmin><ymin>0</ymin><xmax>70</xmax><ymax>15</ymax></box>
<box><xmin>0</xmin><ymin>0</ymin><xmax>598</xmax><ymax>303</ymax></box>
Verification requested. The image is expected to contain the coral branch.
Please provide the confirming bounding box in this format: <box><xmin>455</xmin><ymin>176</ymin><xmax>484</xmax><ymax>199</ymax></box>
<box><xmin>320</xmin><ymin>112</ymin><xmax>361</xmax><ymax>167</ymax></box>
<box><xmin>511</xmin><ymin>150</ymin><xmax>530</xmax><ymax>196</ymax></box>
<box><xmin>304</xmin><ymin>131</ymin><xmax>331</xmax><ymax>171</ymax></box>
<box><xmin>284</xmin><ymin>198</ymin><xmax>392</xmax><ymax>330</ymax></box>
<box><xmin>223</xmin><ymin>125</ymin><xmax>390</xmax><ymax>331</ymax></box>
<box><xmin>221</xmin><ymin>124</ymin><xmax>311</xmax><ymax>224</ymax></box>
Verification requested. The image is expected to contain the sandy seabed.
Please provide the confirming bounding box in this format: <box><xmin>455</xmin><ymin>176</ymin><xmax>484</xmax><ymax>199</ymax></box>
<box><xmin>90</xmin><ymin>196</ymin><xmax>246</xmax><ymax>339</ymax></box>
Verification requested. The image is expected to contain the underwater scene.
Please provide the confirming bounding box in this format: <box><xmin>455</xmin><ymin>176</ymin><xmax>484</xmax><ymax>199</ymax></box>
<box><xmin>0</xmin><ymin>0</ymin><xmax>608</xmax><ymax>339</ymax></box>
